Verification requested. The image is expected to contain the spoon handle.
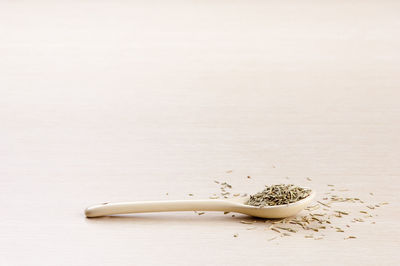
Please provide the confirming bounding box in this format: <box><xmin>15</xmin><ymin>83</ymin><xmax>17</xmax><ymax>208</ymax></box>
<box><xmin>85</xmin><ymin>200</ymin><xmax>234</xmax><ymax>218</ymax></box>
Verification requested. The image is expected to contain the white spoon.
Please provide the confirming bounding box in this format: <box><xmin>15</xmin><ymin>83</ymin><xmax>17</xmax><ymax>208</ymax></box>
<box><xmin>85</xmin><ymin>190</ymin><xmax>315</xmax><ymax>219</ymax></box>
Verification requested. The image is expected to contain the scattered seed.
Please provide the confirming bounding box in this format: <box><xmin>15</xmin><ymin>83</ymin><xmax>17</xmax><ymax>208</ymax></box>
<box><xmin>276</xmin><ymin>226</ymin><xmax>297</xmax><ymax>233</ymax></box>
<box><xmin>270</xmin><ymin>227</ymin><xmax>281</xmax><ymax>233</ymax></box>
<box><xmin>240</xmin><ymin>220</ymin><xmax>256</xmax><ymax>224</ymax></box>
<box><xmin>335</xmin><ymin>211</ymin><xmax>349</xmax><ymax>215</ymax></box>
<box><xmin>311</xmin><ymin>213</ymin><xmax>326</xmax><ymax>217</ymax></box>
<box><xmin>317</xmin><ymin>201</ymin><xmax>331</xmax><ymax>208</ymax></box>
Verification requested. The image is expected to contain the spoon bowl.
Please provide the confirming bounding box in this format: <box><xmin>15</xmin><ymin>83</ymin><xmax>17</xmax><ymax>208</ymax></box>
<box><xmin>85</xmin><ymin>190</ymin><xmax>315</xmax><ymax>219</ymax></box>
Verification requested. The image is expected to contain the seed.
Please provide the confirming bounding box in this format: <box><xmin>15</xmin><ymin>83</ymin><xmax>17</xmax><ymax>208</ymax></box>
<box><xmin>278</xmin><ymin>227</ymin><xmax>297</xmax><ymax>233</ymax></box>
<box><xmin>270</xmin><ymin>227</ymin><xmax>281</xmax><ymax>233</ymax></box>
<box><xmin>240</xmin><ymin>220</ymin><xmax>256</xmax><ymax>224</ymax></box>
<box><xmin>317</xmin><ymin>201</ymin><xmax>331</xmax><ymax>208</ymax></box>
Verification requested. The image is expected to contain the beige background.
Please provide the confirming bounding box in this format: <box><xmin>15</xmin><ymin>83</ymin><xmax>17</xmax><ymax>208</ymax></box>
<box><xmin>1</xmin><ymin>0</ymin><xmax>399</xmax><ymax>265</ymax></box>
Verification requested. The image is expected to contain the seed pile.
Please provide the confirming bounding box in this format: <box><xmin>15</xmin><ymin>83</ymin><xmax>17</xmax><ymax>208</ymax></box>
<box><xmin>246</xmin><ymin>184</ymin><xmax>311</xmax><ymax>207</ymax></box>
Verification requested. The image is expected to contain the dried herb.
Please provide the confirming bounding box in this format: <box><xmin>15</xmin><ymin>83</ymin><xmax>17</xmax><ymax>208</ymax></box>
<box><xmin>240</xmin><ymin>220</ymin><xmax>256</xmax><ymax>224</ymax></box>
<box><xmin>246</xmin><ymin>184</ymin><xmax>311</xmax><ymax>207</ymax></box>
<box><xmin>270</xmin><ymin>227</ymin><xmax>281</xmax><ymax>233</ymax></box>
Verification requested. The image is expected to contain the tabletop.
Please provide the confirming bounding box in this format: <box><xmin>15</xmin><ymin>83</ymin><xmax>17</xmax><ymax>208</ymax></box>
<box><xmin>0</xmin><ymin>1</ymin><xmax>399</xmax><ymax>265</ymax></box>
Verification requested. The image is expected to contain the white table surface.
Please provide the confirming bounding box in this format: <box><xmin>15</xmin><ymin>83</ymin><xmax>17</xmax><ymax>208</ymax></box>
<box><xmin>1</xmin><ymin>1</ymin><xmax>399</xmax><ymax>265</ymax></box>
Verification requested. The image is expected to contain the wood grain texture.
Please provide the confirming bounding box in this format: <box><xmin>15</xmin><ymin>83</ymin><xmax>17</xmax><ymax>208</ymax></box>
<box><xmin>0</xmin><ymin>0</ymin><xmax>399</xmax><ymax>265</ymax></box>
